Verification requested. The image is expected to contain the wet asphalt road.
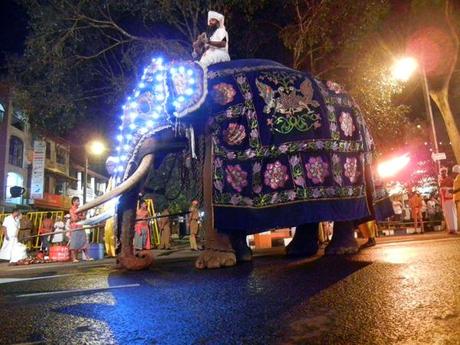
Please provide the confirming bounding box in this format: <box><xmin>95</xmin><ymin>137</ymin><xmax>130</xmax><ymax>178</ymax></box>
<box><xmin>1</xmin><ymin>237</ymin><xmax>460</xmax><ymax>345</ymax></box>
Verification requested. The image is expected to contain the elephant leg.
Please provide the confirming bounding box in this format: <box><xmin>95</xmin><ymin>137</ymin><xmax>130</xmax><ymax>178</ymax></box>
<box><xmin>116</xmin><ymin>163</ymin><xmax>154</xmax><ymax>271</ymax></box>
<box><xmin>195</xmin><ymin>133</ymin><xmax>236</xmax><ymax>269</ymax></box>
<box><xmin>286</xmin><ymin>223</ymin><xmax>319</xmax><ymax>257</ymax></box>
<box><xmin>325</xmin><ymin>221</ymin><xmax>359</xmax><ymax>255</ymax></box>
<box><xmin>229</xmin><ymin>232</ymin><xmax>252</xmax><ymax>262</ymax></box>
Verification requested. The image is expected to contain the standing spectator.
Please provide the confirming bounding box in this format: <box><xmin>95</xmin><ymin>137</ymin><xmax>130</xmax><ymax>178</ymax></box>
<box><xmin>133</xmin><ymin>199</ymin><xmax>151</xmax><ymax>253</ymax></box>
<box><xmin>0</xmin><ymin>209</ymin><xmax>27</xmax><ymax>263</ymax></box>
<box><xmin>69</xmin><ymin>197</ymin><xmax>92</xmax><ymax>262</ymax></box>
<box><xmin>189</xmin><ymin>200</ymin><xmax>202</xmax><ymax>250</ymax></box>
<box><xmin>39</xmin><ymin>212</ymin><xmax>53</xmax><ymax>254</ymax></box>
<box><xmin>392</xmin><ymin>199</ymin><xmax>403</xmax><ymax>226</ymax></box>
<box><xmin>426</xmin><ymin>195</ymin><xmax>437</xmax><ymax>221</ymax></box>
<box><xmin>453</xmin><ymin>165</ymin><xmax>460</xmax><ymax>229</ymax></box>
<box><xmin>19</xmin><ymin>216</ymin><xmax>32</xmax><ymax>249</ymax></box>
<box><xmin>158</xmin><ymin>208</ymin><xmax>171</xmax><ymax>250</ymax></box>
<box><xmin>52</xmin><ymin>216</ymin><xmax>65</xmax><ymax>245</ymax></box>
<box><xmin>439</xmin><ymin>167</ymin><xmax>458</xmax><ymax>234</ymax></box>
<box><xmin>408</xmin><ymin>192</ymin><xmax>424</xmax><ymax>233</ymax></box>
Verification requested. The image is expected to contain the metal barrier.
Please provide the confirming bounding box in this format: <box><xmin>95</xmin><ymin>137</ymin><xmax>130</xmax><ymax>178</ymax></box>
<box><xmin>145</xmin><ymin>199</ymin><xmax>160</xmax><ymax>246</ymax></box>
<box><xmin>0</xmin><ymin>205</ymin><xmax>106</xmax><ymax>249</ymax></box>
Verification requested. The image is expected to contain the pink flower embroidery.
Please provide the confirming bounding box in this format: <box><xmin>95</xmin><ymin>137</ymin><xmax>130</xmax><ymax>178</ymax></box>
<box><xmin>344</xmin><ymin>157</ymin><xmax>359</xmax><ymax>183</ymax></box>
<box><xmin>223</xmin><ymin>123</ymin><xmax>246</xmax><ymax>146</ymax></box>
<box><xmin>225</xmin><ymin>165</ymin><xmax>248</xmax><ymax>192</ymax></box>
<box><xmin>264</xmin><ymin>161</ymin><xmax>289</xmax><ymax>190</ymax></box>
<box><xmin>305</xmin><ymin>157</ymin><xmax>329</xmax><ymax>184</ymax></box>
<box><xmin>212</xmin><ymin>83</ymin><xmax>236</xmax><ymax>105</ymax></box>
<box><xmin>339</xmin><ymin>112</ymin><xmax>355</xmax><ymax>137</ymax></box>
<box><xmin>326</xmin><ymin>81</ymin><xmax>343</xmax><ymax>94</ymax></box>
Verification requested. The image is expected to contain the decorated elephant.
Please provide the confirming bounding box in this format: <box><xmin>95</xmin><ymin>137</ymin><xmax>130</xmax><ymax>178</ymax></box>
<box><xmin>79</xmin><ymin>58</ymin><xmax>391</xmax><ymax>270</ymax></box>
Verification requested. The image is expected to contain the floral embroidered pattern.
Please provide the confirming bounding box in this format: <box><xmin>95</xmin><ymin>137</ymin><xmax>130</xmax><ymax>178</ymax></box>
<box><xmin>305</xmin><ymin>157</ymin><xmax>329</xmax><ymax>184</ymax></box>
<box><xmin>326</xmin><ymin>81</ymin><xmax>344</xmax><ymax>94</ymax></box>
<box><xmin>256</xmin><ymin>73</ymin><xmax>322</xmax><ymax>134</ymax></box>
<box><xmin>225</xmin><ymin>164</ymin><xmax>248</xmax><ymax>192</ymax></box>
<box><xmin>344</xmin><ymin>157</ymin><xmax>359</xmax><ymax>183</ymax></box>
<box><xmin>212</xmin><ymin>83</ymin><xmax>236</xmax><ymax>105</ymax></box>
<box><xmin>289</xmin><ymin>155</ymin><xmax>306</xmax><ymax>187</ymax></box>
<box><xmin>264</xmin><ymin>161</ymin><xmax>289</xmax><ymax>190</ymax></box>
<box><xmin>235</xmin><ymin>74</ymin><xmax>261</xmax><ymax>148</ymax></box>
<box><xmin>252</xmin><ymin>162</ymin><xmax>263</xmax><ymax>194</ymax></box>
<box><xmin>339</xmin><ymin>111</ymin><xmax>355</xmax><ymax>137</ymax></box>
<box><xmin>332</xmin><ymin>154</ymin><xmax>343</xmax><ymax>186</ymax></box>
<box><xmin>223</xmin><ymin>123</ymin><xmax>246</xmax><ymax>146</ymax></box>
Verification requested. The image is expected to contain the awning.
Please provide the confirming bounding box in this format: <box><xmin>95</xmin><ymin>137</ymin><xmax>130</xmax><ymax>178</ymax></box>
<box><xmin>45</xmin><ymin>167</ymin><xmax>77</xmax><ymax>181</ymax></box>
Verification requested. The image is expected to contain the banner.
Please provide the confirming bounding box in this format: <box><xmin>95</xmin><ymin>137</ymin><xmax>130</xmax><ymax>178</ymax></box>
<box><xmin>31</xmin><ymin>140</ymin><xmax>46</xmax><ymax>199</ymax></box>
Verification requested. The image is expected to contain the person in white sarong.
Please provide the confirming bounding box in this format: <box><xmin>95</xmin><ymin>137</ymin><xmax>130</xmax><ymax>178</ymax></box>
<box><xmin>0</xmin><ymin>209</ymin><xmax>27</xmax><ymax>263</ymax></box>
<box><xmin>195</xmin><ymin>11</ymin><xmax>230</xmax><ymax>67</ymax></box>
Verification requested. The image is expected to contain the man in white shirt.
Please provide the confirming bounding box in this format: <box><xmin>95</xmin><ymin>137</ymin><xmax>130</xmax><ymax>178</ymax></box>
<box><xmin>195</xmin><ymin>11</ymin><xmax>230</xmax><ymax>67</ymax></box>
<box><xmin>0</xmin><ymin>209</ymin><xmax>27</xmax><ymax>263</ymax></box>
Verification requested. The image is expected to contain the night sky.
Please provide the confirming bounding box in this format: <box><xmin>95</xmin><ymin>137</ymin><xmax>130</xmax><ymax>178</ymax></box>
<box><xmin>0</xmin><ymin>0</ymin><xmax>27</xmax><ymax>66</ymax></box>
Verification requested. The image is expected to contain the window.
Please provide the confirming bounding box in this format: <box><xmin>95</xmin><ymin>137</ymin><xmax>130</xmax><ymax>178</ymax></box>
<box><xmin>8</xmin><ymin>136</ymin><xmax>23</xmax><ymax>167</ymax></box>
<box><xmin>46</xmin><ymin>141</ymin><xmax>51</xmax><ymax>159</ymax></box>
<box><xmin>11</xmin><ymin>111</ymin><xmax>25</xmax><ymax>131</ymax></box>
<box><xmin>56</xmin><ymin>146</ymin><xmax>67</xmax><ymax>165</ymax></box>
<box><xmin>6</xmin><ymin>172</ymin><xmax>24</xmax><ymax>204</ymax></box>
<box><xmin>0</xmin><ymin>102</ymin><xmax>4</xmax><ymax>123</ymax></box>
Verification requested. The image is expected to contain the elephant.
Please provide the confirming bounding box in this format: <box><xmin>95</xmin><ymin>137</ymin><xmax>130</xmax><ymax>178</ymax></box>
<box><xmin>78</xmin><ymin>58</ymin><xmax>392</xmax><ymax>270</ymax></box>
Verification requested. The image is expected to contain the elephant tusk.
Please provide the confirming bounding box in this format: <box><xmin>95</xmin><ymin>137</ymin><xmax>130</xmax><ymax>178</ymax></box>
<box><xmin>77</xmin><ymin>154</ymin><xmax>154</xmax><ymax>213</ymax></box>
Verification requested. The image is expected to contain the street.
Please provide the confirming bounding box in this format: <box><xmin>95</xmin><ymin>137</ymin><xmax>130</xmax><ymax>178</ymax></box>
<box><xmin>1</xmin><ymin>235</ymin><xmax>460</xmax><ymax>345</ymax></box>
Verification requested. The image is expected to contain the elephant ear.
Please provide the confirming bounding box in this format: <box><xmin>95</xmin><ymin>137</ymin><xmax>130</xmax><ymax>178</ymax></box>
<box><xmin>168</xmin><ymin>61</ymin><xmax>208</xmax><ymax>118</ymax></box>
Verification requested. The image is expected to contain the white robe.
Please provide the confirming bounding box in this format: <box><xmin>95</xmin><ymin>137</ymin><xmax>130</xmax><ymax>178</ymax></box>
<box><xmin>0</xmin><ymin>215</ymin><xmax>27</xmax><ymax>263</ymax></box>
<box><xmin>200</xmin><ymin>27</ymin><xmax>230</xmax><ymax>67</ymax></box>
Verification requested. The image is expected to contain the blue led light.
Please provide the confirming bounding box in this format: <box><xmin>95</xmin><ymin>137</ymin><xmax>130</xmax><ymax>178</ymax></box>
<box><xmin>116</xmin><ymin>135</ymin><xmax>123</xmax><ymax>142</ymax></box>
<box><xmin>178</xmin><ymin>66</ymin><xmax>185</xmax><ymax>73</ymax></box>
<box><xmin>185</xmin><ymin>88</ymin><xmax>194</xmax><ymax>95</ymax></box>
<box><xmin>146</xmin><ymin>120</ymin><xmax>154</xmax><ymax>127</ymax></box>
<box><xmin>129</xmin><ymin>123</ymin><xmax>136</xmax><ymax>130</ymax></box>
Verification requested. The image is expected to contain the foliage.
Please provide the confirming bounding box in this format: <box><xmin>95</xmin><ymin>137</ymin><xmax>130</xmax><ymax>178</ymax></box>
<box><xmin>279</xmin><ymin>0</ymin><xmax>390</xmax><ymax>76</ymax></box>
<box><xmin>13</xmin><ymin>0</ymin><xmax>267</xmax><ymax>137</ymax></box>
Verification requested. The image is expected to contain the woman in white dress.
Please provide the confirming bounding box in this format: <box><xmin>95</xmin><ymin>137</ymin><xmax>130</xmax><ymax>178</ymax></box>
<box><xmin>0</xmin><ymin>209</ymin><xmax>27</xmax><ymax>263</ymax></box>
<box><xmin>52</xmin><ymin>215</ymin><xmax>65</xmax><ymax>245</ymax></box>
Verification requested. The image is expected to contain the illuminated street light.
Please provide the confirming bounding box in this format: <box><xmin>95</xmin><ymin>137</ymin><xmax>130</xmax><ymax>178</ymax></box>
<box><xmin>391</xmin><ymin>57</ymin><xmax>418</xmax><ymax>82</ymax></box>
<box><xmin>391</xmin><ymin>56</ymin><xmax>440</xmax><ymax>174</ymax></box>
<box><xmin>88</xmin><ymin>140</ymin><xmax>106</xmax><ymax>155</ymax></box>
<box><xmin>83</xmin><ymin>140</ymin><xmax>107</xmax><ymax>204</ymax></box>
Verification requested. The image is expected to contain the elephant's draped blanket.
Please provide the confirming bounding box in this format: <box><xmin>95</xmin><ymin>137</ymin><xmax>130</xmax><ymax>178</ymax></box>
<box><xmin>205</xmin><ymin>60</ymin><xmax>376</xmax><ymax>233</ymax></box>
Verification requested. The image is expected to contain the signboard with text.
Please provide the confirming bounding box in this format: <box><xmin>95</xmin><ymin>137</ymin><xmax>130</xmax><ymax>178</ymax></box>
<box><xmin>31</xmin><ymin>140</ymin><xmax>46</xmax><ymax>199</ymax></box>
<box><xmin>431</xmin><ymin>152</ymin><xmax>446</xmax><ymax>161</ymax></box>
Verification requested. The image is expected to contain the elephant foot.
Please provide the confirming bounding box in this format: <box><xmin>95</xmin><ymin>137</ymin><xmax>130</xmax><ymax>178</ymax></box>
<box><xmin>118</xmin><ymin>250</ymin><xmax>155</xmax><ymax>270</ymax></box>
<box><xmin>230</xmin><ymin>232</ymin><xmax>253</xmax><ymax>262</ymax></box>
<box><xmin>286</xmin><ymin>223</ymin><xmax>319</xmax><ymax>257</ymax></box>
<box><xmin>195</xmin><ymin>232</ymin><xmax>237</xmax><ymax>269</ymax></box>
<box><xmin>324</xmin><ymin>221</ymin><xmax>359</xmax><ymax>255</ymax></box>
<box><xmin>195</xmin><ymin>249</ymin><xmax>237</xmax><ymax>269</ymax></box>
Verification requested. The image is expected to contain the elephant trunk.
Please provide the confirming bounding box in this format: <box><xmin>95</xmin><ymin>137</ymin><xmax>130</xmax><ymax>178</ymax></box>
<box><xmin>77</xmin><ymin>154</ymin><xmax>155</xmax><ymax>214</ymax></box>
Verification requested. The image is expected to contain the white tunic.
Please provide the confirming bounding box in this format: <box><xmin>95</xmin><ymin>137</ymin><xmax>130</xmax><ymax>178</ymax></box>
<box><xmin>0</xmin><ymin>215</ymin><xmax>26</xmax><ymax>263</ymax></box>
<box><xmin>200</xmin><ymin>27</ymin><xmax>230</xmax><ymax>67</ymax></box>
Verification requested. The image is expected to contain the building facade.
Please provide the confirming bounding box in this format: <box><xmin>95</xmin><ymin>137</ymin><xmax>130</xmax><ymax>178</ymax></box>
<box><xmin>0</xmin><ymin>85</ymin><xmax>108</xmax><ymax>211</ymax></box>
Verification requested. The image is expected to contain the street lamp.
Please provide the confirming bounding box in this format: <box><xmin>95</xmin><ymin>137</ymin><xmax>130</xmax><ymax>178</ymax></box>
<box><xmin>83</xmin><ymin>140</ymin><xmax>107</xmax><ymax>204</ymax></box>
<box><xmin>391</xmin><ymin>56</ymin><xmax>441</xmax><ymax>173</ymax></box>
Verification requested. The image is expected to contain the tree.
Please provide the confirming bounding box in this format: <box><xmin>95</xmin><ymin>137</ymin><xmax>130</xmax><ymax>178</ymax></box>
<box><xmin>279</xmin><ymin>0</ymin><xmax>423</xmax><ymax>152</ymax></box>
<box><xmin>409</xmin><ymin>0</ymin><xmax>460</xmax><ymax>163</ymax></box>
<box><xmin>13</xmin><ymin>0</ymin><xmax>267</xmax><ymax>139</ymax></box>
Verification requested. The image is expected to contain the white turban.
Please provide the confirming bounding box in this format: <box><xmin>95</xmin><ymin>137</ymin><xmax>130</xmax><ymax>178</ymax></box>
<box><xmin>453</xmin><ymin>165</ymin><xmax>460</xmax><ymax>173</ymax></box>
<box><xmin>208</xmin><ymin>11</ymin><xmax>224</xmax><ymax>27</ymax></box>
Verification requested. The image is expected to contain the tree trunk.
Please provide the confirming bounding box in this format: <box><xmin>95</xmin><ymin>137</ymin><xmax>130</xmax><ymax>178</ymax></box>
<box><xmin>430</xmin><ymin>88</ymin><xmax>460</xmax><ymax>164</ymax></box>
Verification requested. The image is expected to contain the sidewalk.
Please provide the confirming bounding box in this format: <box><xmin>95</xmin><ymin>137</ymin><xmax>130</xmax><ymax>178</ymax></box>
<box><xmin>0</xmin><ymin>231</ymin><xmax>455</xmax><ymax>274</ymax></box>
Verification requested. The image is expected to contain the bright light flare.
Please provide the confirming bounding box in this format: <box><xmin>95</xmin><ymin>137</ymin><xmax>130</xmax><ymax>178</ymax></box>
<box><xmin>88</xmin><ymin>140</ymin><xmax>106</xmax><ymax>156</ymax></box>
<box><xmin>377</xmin><ymin>153</ymin><xmax>411</xmax><ymax>179</ymax></box>
<box><xmin>391</xmin><ymin>57</ymin><xmax>418</xmax><ymax>82</ymax></box>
